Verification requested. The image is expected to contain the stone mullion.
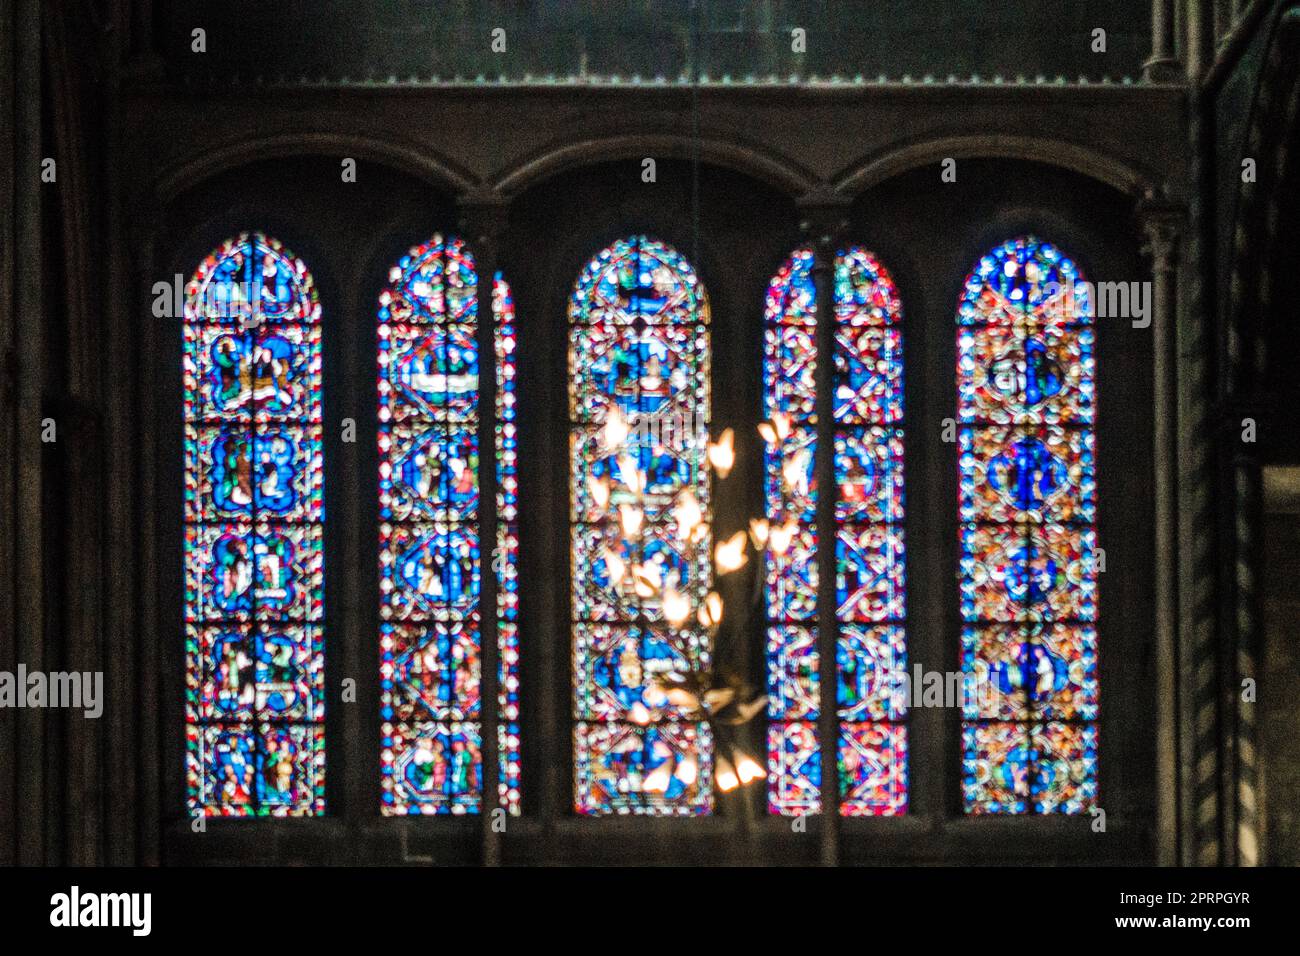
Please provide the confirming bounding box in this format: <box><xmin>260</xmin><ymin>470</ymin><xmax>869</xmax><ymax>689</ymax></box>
<box><xmin>460</xmin><ymin>194</ymin><xmax>506</xmax><ymax>865</ymax></box>
<box><xmin>799</xmin><ymin>194</ymin><xmax>849</xmax><ymax>865</ymax></box>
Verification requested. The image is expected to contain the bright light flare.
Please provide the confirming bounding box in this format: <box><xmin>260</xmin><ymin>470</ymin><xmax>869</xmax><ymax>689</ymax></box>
<box><xmin>707</xmin><ymin>428</ymin><xmax>735</xmax><ymax>478</ymax></box>
<box><xmin>715</xmin><ymin>531</ymin><xmax>748</xmax><ymax>573</ymax></box>
<box><xmin>619</xmin><ymin>505</ymin><xmax>644</xmax><ymax>537</ymax></box>
<box><xmin>663</xmin><ymin>588</ymin><xmax>690</xmax><ymax>626</ymax></box>
<box><xmin>768</xmin><ymin>519</ymin><xmax>798</xmax><ymax>557</ymax></box>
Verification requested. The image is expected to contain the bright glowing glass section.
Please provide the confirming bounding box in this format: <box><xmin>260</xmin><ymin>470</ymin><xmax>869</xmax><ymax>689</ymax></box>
<box><xmin>763</xmin><ymin>246</ymin><xmax>908</xmax><ymax>816</ymax></box>
<box><xmin>569</xmin><ymin>236</ymin><xmax>714</xmax><ymax>815</ymax></box>
<box><xmin>957</xmin><ymin>236</ymin><xmax>1098</xmax><ymax>814</ymax></box>
<box><xmin>377</xmin><ymin>235</ymin><xmax>520</xmax><ymax>814</ymax></box>
<box><xmin>184</xmin><ymin>233</ymin><xmax>325</xmax><ymax>816</ymax></box>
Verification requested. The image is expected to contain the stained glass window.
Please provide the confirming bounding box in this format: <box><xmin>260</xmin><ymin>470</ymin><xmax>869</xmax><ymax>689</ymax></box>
<box><xmin>184</xmin><ymin>233</ymin><xmax>325</xmax><ymax>816</ymax></box>
<box><xmin>957</xmin><ymin>236</ymin><xmax>1098</xmax><ymax>814</ymax></box>
<box><xmin>763</xmin><ymin>246</ymin><xmax>908</xmax><ymax>816</ymax></box>
<box><xmin>378</xmin><ymin>235</ymin><xmax>521</xmax><ymax>815</ymax></box>
<box><xmin>569</xmin><ymin>236</ymin><xmax>714</xmax><ymax>815</ymax></box>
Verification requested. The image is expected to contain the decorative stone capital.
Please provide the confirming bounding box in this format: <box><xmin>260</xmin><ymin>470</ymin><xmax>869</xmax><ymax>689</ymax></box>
<box><xmin>796</xmin><ymin>188</ymin><xmax>851</xmax><ymax>266</ymax></box>
<box><xmin>1137</xmin><ymin>194</ymin><xmax>1183</xmax><ymax>272</ymax></box>
<box><xmin>457</xmin><ymin>188</ymin><xmax>508</xmax><ymax>251</ymax></box>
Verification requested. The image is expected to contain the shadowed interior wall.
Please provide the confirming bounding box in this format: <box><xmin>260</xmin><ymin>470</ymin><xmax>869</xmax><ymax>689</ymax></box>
<box><xmin>1261</xmin><ymin>490</ymin><xmax>1300</xmax><ymax>865</ymax></box>
<box><xmin>159</xmin><ymin>0</ymin><xmax>1152</xmax><ymax>84</ymax></box>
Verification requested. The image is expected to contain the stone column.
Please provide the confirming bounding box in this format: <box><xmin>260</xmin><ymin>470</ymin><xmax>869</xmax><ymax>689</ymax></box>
<box><xmin>14</xmin><ymin>0</ymin><xmax>45</xmax><ymax>866</ymax></box>
<box><xmin>1215</xmin><ymin>0</ymin><xmax>1231</xmax><ymax>43</ymax></box>
<box><xmin>1140</xmin><ymin>198</ymin><xmax>1182</xmax><ymax>867</ymax></box>
<box><xmin>0</xmin><ymin>0</ymin><xmax>13</xmax><ymax>867</ymax></box>
<box><xmin>460</xmin><ymin>192</ymin><xmax>507</xmax><ymax>866</ymax></box>
<box><xmin>1187</xmin><ymin>0</ymin><xmax>1216</xmax><ymax>84</ymax></box>
<box><xmin>1230</xmin><ymin>422</ymin><xmax>1261</xmax><ymax>866</ymax></box>
<box><xmin>798</xmin><ymin>191</ymin><xmax>849</xmax><ymax>866</ymax></box>
<box><xmin>1144</xmin><ymin>0</ymin><xmax>1182</xmax><ymax>83</ymax></box>
<box><xmin>128</xmin><ymin>0</ymin><xmax>165</xmax><ymax>72</ymax></box>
